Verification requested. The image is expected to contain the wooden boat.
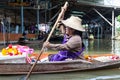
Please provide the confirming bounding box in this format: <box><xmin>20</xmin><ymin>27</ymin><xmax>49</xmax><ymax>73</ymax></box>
<box><xmin>0</xmin><ymin>56</ymin><xmax>120</xmax><ymax>75</ymax></box>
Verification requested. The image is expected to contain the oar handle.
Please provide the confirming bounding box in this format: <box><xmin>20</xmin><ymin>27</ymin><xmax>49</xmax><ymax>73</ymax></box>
<box><xmin>25</xmin><ymin>2</ymin><xmax>68</xmax><ymax>80</ymax></box>
<box><xmin>46</xmin><ymin>1</ymin><xmax>68</xmax><ymax>42</ymax></box>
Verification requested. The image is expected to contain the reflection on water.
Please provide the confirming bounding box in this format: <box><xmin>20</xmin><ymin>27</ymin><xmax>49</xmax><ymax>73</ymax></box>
<box><xmin>89</xmin><ymin>75</ymin><xmax>120</xmax><ymax>80</ymax></box>
<box><xmin>0</xmin><ymin>39</ymin><xmax>120</xmax><ymax>80</ymax></box>
<box><xmin>113</xmin><ymin>40</ymin><xmax>120</xmax><ymax>54</ymax></box>
<box><xmin>84</xmin><ymin>39</ymin><xmax>112</xmax><ymax>54</ymax></box>
<box><xmin>28</xmin><ymin>68</ymin><xmax>120</xmax><ymax>80</ymax></box>
<box><xmin>83</xmin><ymin>39</ymin><xmax>120</xmax><ymax>55</ymax></box>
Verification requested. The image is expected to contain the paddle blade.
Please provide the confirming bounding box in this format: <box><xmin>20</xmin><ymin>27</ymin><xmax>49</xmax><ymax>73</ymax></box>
<box><xmin>18</xmin><ymin>76</ymin><xmax>30</xmax><ymax>80</ymax></box>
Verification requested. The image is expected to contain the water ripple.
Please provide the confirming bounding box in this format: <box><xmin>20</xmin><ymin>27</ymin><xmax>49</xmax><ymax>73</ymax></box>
<box><xmin>88</xmin><ymin>75</ymin><xmax>120</xmax><ymax>80</ymax></box>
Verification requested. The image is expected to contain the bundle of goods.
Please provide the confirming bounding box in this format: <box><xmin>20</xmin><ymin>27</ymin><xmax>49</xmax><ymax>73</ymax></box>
<box><xmin>1</xmin><ymin>44</ymin><xmax>34</xmax><ymax>56</ymax></box>
<box><xmin>85</xmin><ymin>54</ymin><xmax>120</xmax><ymax>62</ymax></box>
<box><xmin>0</xmin><ymin>44</ymin><xmax>34</xmax><ymax>63</ymax></box>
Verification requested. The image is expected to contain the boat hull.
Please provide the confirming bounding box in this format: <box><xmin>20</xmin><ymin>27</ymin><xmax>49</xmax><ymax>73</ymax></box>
<box><xmin>0</xmin><ymin>59</ymin><xmax>120</xmax><ymax>75</ymax></box>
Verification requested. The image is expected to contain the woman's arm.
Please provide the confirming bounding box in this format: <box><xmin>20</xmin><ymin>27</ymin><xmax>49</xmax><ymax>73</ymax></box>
<box><xmin>59</xmin><ymin>25</ymin><xmax>65</xmax><ymax>34</ymax></box>
<box><xmin>45</xmin><ymin>36</ymin><xmax>82</xmax><ymax>51</ymax></box>
<box><xmin>56</xmin><ymin>7</ymin><xmax>66</xmax><ymax>34</ymax></box>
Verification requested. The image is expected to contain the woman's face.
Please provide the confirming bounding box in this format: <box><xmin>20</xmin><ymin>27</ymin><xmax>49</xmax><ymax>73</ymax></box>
<box><xmin>65</xmin><ymin>27</ymin><xmax>75</xmax><ymax>35</ymax></box>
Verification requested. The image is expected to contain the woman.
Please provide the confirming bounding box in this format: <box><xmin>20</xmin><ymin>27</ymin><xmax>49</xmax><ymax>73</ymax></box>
<box><xmin>43</xmin><ymin>16</ymin><xmax>85</xmax><ymax>61</ymax></box>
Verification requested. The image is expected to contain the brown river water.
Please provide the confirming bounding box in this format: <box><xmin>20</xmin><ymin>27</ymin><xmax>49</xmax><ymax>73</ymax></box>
<box><xmin>0</xmin><ymin>39</ymin><xmax>120</xmax><ymax>80</ymax></box>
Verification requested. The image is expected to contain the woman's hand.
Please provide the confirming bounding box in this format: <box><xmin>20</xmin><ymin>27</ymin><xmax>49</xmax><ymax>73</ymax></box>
<box><xmin>43</xmin><ymin>41</ymin><xmax>50</xmax><ymax>48</ymax></box>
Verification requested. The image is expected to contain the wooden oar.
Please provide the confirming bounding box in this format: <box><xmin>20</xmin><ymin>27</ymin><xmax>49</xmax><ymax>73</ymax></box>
<box><xmin>25</xmin><ymin>2</ymin><xmax>68</xmax><ymax>80</ymax></box>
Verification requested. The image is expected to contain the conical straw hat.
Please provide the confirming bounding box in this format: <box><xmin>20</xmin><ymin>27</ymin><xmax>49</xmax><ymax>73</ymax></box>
<box><xmin>61</xmin><ymin>16</ymin><xmax>85</xmax><ymax>31</ymax></box>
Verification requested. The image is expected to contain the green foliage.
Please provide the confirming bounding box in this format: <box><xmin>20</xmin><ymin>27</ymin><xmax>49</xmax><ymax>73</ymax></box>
<box><xmin>117</xmin><ymin>15</ymin><xmax>120</xmax><ymax>22</ymax></box>
<box><xmin>117</xmin><ymin>27</ymin><xmax>120</xmax><ymax>32</ymax></box>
